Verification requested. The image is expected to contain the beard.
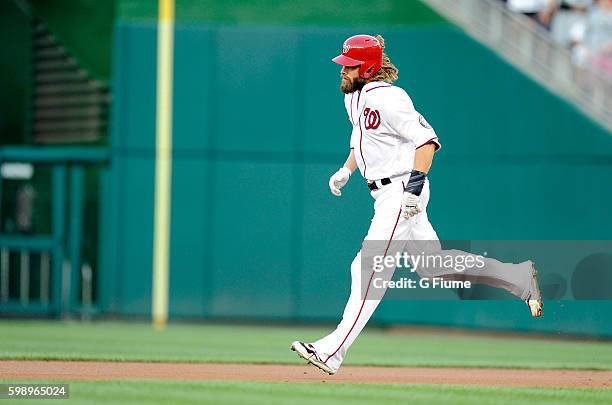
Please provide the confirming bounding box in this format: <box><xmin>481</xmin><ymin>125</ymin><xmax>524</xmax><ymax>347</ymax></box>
<box><xmin>340</xmin><ymin>75</ymin><xmax>366</xmax><ymax>94</ymax></box>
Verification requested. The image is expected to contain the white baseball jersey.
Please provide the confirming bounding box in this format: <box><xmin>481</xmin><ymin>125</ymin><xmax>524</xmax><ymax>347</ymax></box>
<box><xmin>345</xmin><ymin>81</ymin><xmax>441</xmax><ymax>181</ymax></box>
<box><xmin>306</xmin><ymin>83</ymin><xmax>536</xmax><ymax>375</ymax></box>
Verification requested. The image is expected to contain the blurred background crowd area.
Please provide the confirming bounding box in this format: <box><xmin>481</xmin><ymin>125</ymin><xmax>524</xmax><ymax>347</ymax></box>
<box><xmin>501</xmin><ymin>0</ymin><xmax>612</xmax><ymax>75</ymax></box>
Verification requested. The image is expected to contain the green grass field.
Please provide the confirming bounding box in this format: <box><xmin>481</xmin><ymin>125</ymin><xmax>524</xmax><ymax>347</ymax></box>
<box><xmin>2</xmin><ymin>321</ymin><xmax>612</xmax><ymax>369</ymax></box>
<box><xmin>2</xmin><ymin>381</ymin><xmax>611</xmax><ymax>405</ymax></box>
<box><xmin>1</xmin><ymin>321</ymin><xmax>611</xmax><ymax>404</ymax></box>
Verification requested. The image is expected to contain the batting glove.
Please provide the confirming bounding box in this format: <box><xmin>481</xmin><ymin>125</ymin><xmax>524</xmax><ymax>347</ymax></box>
<box><xmin>402</xmin><ymin>192</ymin><xmax>421</xmax><ymax>219</ymax></box>
<box><xmin>329</xmin><ymin>167</ymin><xmax>352</xmax><ymax>197</ymax></box>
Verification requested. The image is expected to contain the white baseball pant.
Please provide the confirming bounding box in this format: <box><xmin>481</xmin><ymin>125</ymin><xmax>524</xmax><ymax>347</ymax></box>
<box><xmin>312</xmin><ymin>176</ymin><xmax>534</xmax><ymax>372</ymax></box>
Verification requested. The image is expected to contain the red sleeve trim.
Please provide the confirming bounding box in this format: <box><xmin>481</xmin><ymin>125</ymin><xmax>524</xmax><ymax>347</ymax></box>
<box><xmin>365</xmin><ymin>84</ymin><xmax>392</xmax><ymax>93</ymax></box>
<box><xmin>416</xmin><ymin>137</ymin><xmax>441</xmax><ymax>151</ymax></box>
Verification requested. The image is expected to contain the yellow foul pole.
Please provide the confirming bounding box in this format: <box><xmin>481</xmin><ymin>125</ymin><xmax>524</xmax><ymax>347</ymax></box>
<box><xmin>152</xmin><ymin>0</ymin><xmax>175</xmax><ymax>330</ymax></box>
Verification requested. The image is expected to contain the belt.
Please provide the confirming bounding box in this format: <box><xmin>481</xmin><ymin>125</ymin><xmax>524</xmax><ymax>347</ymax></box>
<box><xmin>367</xmin><ymin>177</ymin><xmax>392</xmax><ymax>191</ymax></box>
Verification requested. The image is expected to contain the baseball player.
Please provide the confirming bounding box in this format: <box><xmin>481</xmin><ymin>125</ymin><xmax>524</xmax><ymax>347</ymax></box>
<box><xmin>291</xmin><ymin>35</ymin><xmax>543</xmax><ymax>375</ymax></box>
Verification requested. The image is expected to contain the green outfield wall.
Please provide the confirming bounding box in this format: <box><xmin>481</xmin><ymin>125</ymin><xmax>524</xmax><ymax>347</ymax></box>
<box><xmin>117</xmin><ymin>0</ymin><xmax>446</xmax><ymax>25</ymax></box>
<box><xmin>100</xmin><ymin>16</ymin><xmax>612</xmax><ymax>336</ymax></box>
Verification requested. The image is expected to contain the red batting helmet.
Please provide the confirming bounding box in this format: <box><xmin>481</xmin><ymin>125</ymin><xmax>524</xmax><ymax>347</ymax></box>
<box><xmin>332</xmin><ymin>35</ymin><xmax>383</xmax><ymax>79</ymax></box>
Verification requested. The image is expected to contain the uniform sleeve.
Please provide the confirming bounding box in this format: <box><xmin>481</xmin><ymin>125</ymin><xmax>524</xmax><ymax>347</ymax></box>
<box><xmin>349</xmin><ymin>130</ymin><xmax>357</xmax><ymax>149</ymax></box>
<box><xmin>345</xmin><ymin>94</ymin><xmax>357</xmax><ymax>149</ymax></box>
<box><xmin>344</xmin><ymin>94</ymin><xmax>354</xmax><ymax>126</ymax></box>
<box><xmin>380</xmin><ymin>88</ymin><xmax>441</xmax><ymax>150</ymax></box>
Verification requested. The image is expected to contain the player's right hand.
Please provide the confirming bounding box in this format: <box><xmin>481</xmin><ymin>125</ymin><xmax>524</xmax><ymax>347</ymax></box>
<box><xmin>401</xmin><ymin>191</ymin><xmax>421</xmax><ymax>219</ymax></box>
<box><xmin>329</xmin><ymin>167</ymin><xmax>352</xmax><ymax>197</ymax></box>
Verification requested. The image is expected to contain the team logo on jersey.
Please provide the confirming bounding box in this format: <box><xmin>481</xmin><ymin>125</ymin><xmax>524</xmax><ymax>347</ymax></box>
<box><xmin>342</xmin><ymin>44</ymin><xmax>351</xmax><ymax>54</ymax></box>
<box><xmin>363</xmin><ymin>108</ymin><xmax>381</xmax><ymax>130</ymax></box>
<box><xmin>419</xmin><ymin>114</ymin><xmax>432</xmax><ymax>129</ymax></box>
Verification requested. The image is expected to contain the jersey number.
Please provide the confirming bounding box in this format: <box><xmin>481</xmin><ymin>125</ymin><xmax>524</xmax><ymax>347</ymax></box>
<box><xmin>363</xmin><ymin>108</ymin><xmax>381</xmax><ymax>130</ymax></box>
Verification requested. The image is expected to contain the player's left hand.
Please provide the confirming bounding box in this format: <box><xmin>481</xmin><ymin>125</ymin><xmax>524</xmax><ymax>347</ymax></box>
<box><xmin>401</xmin><ymin>192</ymin><xmax>421</xmax><ymax>219</ymax></box>
<box><xmin>329</xmin><ymin>167</ymin><xmax>351</xmax><ymax>197</ymax></box>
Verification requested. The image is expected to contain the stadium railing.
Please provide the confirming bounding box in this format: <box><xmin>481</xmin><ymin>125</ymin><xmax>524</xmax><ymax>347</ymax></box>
<box><xmin>424</xmin><ymin>0</ymin><xmax>612</xmax><ymax>132</ymax></box>
<box><xmin>0</xmin><ymin>146</ymin><xmax>108</xmax><ymax>318</ymax></box>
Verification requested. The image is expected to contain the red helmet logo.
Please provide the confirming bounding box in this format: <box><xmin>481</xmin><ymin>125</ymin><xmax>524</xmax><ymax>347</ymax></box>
<box><xmin>332</xmin><ymin>34</ymin><xmax>383</xmax><ymax>79</ymax></box>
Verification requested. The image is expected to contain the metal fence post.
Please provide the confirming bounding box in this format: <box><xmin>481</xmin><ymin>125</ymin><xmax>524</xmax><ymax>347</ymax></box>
<box><xmin>1</xmin><ymin>249</ymin><xmax>8</xmax><ymax>302</ymax></box>
<box><xmin>81</xmin><ymin>262</ymin><xmax>93</xmax><ymax>321</ymax></box>
<box><xmin>19</xmin><ymin>250</ymin><xmax>29</xmax><ymax>305</ymax></box>
<box><xmin>52</xmin><ymin>165</ymin><xmax>66</xmax><ymax>317</ymax></box>
<box><xmin>69</xmin><ymin>165</ymin><xmax>84</xmax><ymax>313</ymax></box>
<box><xmin>0</xmin><ymin>155</ymin><xmax>3</xmax><ymax>225</ymax></box>
<box><xmin>40</xmin><ymin>252</ymin><xmax>50</xmax><ymax>304</ymax></box>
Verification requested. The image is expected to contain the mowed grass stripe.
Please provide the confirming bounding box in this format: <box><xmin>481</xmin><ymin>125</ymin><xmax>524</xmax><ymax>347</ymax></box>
<box><xmin>1</xmin><ymin>380</ymin><xmax>611</xmax><ymax>405</ymax></box>
<box><xmin>1</xmin><ymin>321</ymin><xmax>612</xmax><ymax>370</ymax></box>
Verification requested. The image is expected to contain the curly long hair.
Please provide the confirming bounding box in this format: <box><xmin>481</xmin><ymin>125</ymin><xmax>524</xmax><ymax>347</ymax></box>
<box><xmin>368</xmin><ymin>35</ymin><xmax>399</xmax><ymax>83</ymax></box>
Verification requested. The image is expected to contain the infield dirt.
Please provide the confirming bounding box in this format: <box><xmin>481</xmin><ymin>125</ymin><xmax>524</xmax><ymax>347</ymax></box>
<box><xmin>2</xmin><ymin>361</ymin><xmax>611</xmax><ymax>388</ymax></box>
